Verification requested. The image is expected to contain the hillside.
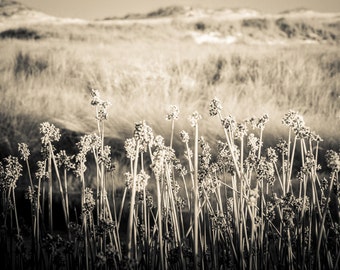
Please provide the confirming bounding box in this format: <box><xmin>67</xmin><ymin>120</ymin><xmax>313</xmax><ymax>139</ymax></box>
<box><xmin>0</xmin><ymin>1</ymin><xmax>339</xmax><ymax>45</ymax></box>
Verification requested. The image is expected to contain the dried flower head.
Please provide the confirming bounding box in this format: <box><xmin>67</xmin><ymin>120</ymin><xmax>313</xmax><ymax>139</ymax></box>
<box><xmin>77</xmin><ymin>133</ymin><xmax>101</xmax><ymax>155</ymax></box>
<box><xmin>209</xmin><ymin>97</ymin><xmax>222</xmax><ymax>117</ymax></box>
<box><xmin>91</xmin><ymin>89</ymin><xmax>111</xmax><ymax>121</ymax></box>
<box><xmin>256</xmin><ymin>157</ymin><xmax>275</xmax><ymax>185</ymax></box>
<box><xmin>25</xmin><ymin>185</ymin><xmax>38</xmax><ymax>204</ymax></box>
<box><xmin>0</xmin><ymin>156</ymin><xmax>22</xmax><ymax>191</ymax></box>
<box><xmin>180</xmin><ymin>130</ymin><xmax>190</xmax><ymax>143</ymax></box>
<box><xmin>247</xmin><ymin>133</ymin><xmax>261</xmax><ymax>153</ymax></box>
<box><xmin>266</xmin><ymin>147</ymin><xmax>278</xmax><ymax>163</ymax></box>
<box><xmin>40</xmin><ymin>122</ymin><xmax>61</xmax><ymax>145</ymax></box>
<box><xmin>325</xmin><ymin>150</ymin><xmax>340</xmax><ymax>172</ymax></box>
<box><xmin>300</xmin><ymin>151</ymin><xmax>317</xmax><ymax>175</ymax></box>
<box><xmin>221</xmin><ymin>115</ymin><xmax>236</xmax><ymax>132</ymax></box>
<box><xmin>18</xmin><ymin>143</ymin><xmax>30</xmax><ymax>161</ymax></box>
<box><xmin>276</xmin><ymin>138</ymin><xmax>288</xmax><ymax>156</ymax></box>
<box><xmin>134</xmin><ymin>121</ymin><xmax>154</xmax><ymax>148</ymax></box>
<box><xmin>282</xmin><ymin>110</ymin><xmax>305</xmax><ymax>130</ymax></box>
<box><xmin>55</xmin><ymin>150</ymin><xmax>75</xmax><ymax>171</ymax></box>
<box><xmin>35</xmin><ymin>160</ymin><xmax>49</xmax><ymax>180</ymax></box>
<box><xmin>136</xmin><ymin>170</ymin><xmax>150</xmax><ymax>192</ymax></box>
<box><xmin>235</xmin><ymin>122</ymin><xmax>248</xmax><ymax>139</ymax></box>
<box><xmin>256</xmin><ymin>114</ymin><xmax>269</xmax><ymax>129</ymax></box>
<box><xmin>74</xmin><ymin>153</ymin><xmax>87</xmax><ymax>177</ymax></box>
<box><xmin>98</xmin><ymin>145</ymin><xmax>112</xmax><ymax>169</ymax></box>
<box><xmin>166</xmin><ymin>105</ymin><xmax>180</xmax><ymax>121</ymax></box>
<box><xmin>83</xmin><ymin>187</ymin><xmax>95</xmax><ymax>216</ymax></box>
<box><xmin>90</xmin><ymin>89</ymin><xmax>101</xmax><ymax>106</ymax></box>
<box><xmin>154</xmin><ymin>135</ymin><xmax>165</xmax><ymax>148</ymax></box>
<box><xmin>125</xmin><ymin>138</ymin><xmax>137</xmax><ymax>160</ymax></box>
<box><xmin>188</xmin><ymin>111</ymin><xmax>202</xmax><ymax>127</ymax></box>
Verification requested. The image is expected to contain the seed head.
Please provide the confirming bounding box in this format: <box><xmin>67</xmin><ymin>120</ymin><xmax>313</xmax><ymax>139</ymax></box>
<box><xmin>166</xmin><ymin>105</ymin><xmax>180</xmax><ymax>121</ymax></box>
<box><xmin>247</xmin><ymin>133</ymin><xmax>261</xmax><ymax>153</ymax></box>
<box><xmin>256</xmin><ymin>157</ymin><xmax>275</xmax><ymax>185</ymax></box>
<box><xmin>134</xmin><ymin>121</ymin><xmax>154</xmax><ymax>147</ymax></box>
<box><xmin>188</xmin><ymin>111</ymin><xmax>202</xmax><ymax>127</ymax></box>
<box><xmin>55</xmin><ymin>150</ymin><xmax>75</xmax><ymax>171</ymax></box>
<box><xmin>83</xmin><ymin>187</ymin><xmax>95</xmax><ymax>216</ymax></box>
<box><xmin>98</xmin><ymin>145</ymin><xmax>112</xmax><ymax>169</ymax></box>
<box><xmin>154</xmin><ymin>135</ymin><xmax>165</xmax><ymax>148</ymax></box>
<box><xmin>0</xmin><ymin>156</ymin><xmax>22</xmax><ymax>191</ymax></box>
<box><xmin>209</xmin><ymin>97</ymin><xmax>222</xmax><ymax>117</ymax></box>
<box><xmin>74</xmin><ymin>153</ymin><xmax>87</xmax><ymax>177</ymax></box>
<box><xmin>325</xmin><ymin>150</ymin><xmax>340</xmax><ymax>172</ymax></box>
<box><xmin>35</xmin><ymin>161</ymin><xmax>49</xmax><ymax>180</ymax></box>
<box><xmin>90</xmin><ymin>89</ymin><xmax>101</xmax><ymax>106</ymax></box>
<box><xmin>180</xmin><ymin>130</ymin><xmax>190</xmax><ymax>143</ymax></box>
<box><xmin>266</xmin><ymin>147</ymin><xmax>278</xmax><ymax>163</ymax></box>
<box><xmin>235</xmin><ymin>122</ymin><xmax>248</xmax><ymax>139</ymax></box>
<box><xmin>276</xmin><ymin>138</ymin><xmax>288</xmax><ymax>156</ymax></box>
<box><xmin>18</xmin><ymin>143</ymin><xmax>30</xmax><ymax>161</ymax></box>
<box><xmin>90</xmin><ymin>89</ymin><xmax>111</xmax><ymax>121</ymax></box>
<box><xmin>125</xmin><ymin>138</ymin><xmax>137</xmax><ymax>160</ymax></box>
<box><xmin>136</xmin><ymin>170</ymin><xmax>150</xmax><ymax>192</ymax></box>
<box><xmin>282</xmin><ymin>110</ymin><xmax>305</xmax><ymax>130</ymax></box>
<box><xmin>40</xmin><ymin>122</ymin><xmax>61</xmax><ymax>145</ymax></box>
<box><xmin>221</xmin><ymin>115</ymin><xmax>236</xmax><ymax>132</ymax></box>
<box><xmin>257</xmin><ymin>114</ymin><xmax>269</xmax><ymax>129</ymax></box>
<box><xmin>77</xmin><ymin>133</ymin><xmax>101</xmax><ymax>155</ymax></box>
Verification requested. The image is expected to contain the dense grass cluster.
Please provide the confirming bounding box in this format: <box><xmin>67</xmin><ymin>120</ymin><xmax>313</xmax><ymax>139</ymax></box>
<box><xmin>0</xmin><ymin>91</ymin><xmax>339</xmax><ymax>269</ymax></box>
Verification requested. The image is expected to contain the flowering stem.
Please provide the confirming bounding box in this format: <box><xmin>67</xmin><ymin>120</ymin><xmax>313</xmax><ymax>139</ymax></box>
<box><xmin>316</xmin><ymin>171</ymin><xmax>335</xmax><ymax>268</ymax></box>
<box><xmin>127</xmin><ymin>140</ymin><xmax>139</xmax><ymax>260</ymax></box>
<box><xmin>64</xmin><ymin>168</ymin><xmax>70</xmax><ymax>238</ymax></box>
<box><xmin>155</xmin><ymin>171</ymin><xmax>164</xmax><ymax>270</ymax></box>
<box><xmin>11</xmin><ymin>187</ymin><xmax>20</xmax><ymax>236</ymax></box>
<box><xmin>49</xmin><ymin>142</ymin><xmax>68</xmax><ymax>230</ymax></box>
<box><xmin>48</xmin><ymin>148</ymin><xmax>53</xmax><ymax>233</ymax></box>
<box><xmin>288</xmin><ymin>136</ymin><xmax>297</xmax><ymax>193</ymax></box>
<box><xmin>194</xmin><ymin>123</ymin><xmax>199</xmax><ymax>270</ymax></box>
<box><xmin>36</xmin><ymin>177</ymin><xmax>41</xmax><ymax>264</ymax></box>
<box><xmin>258</xmin><ymin>127</ymin><xmax>263</xmax><ymax>160</ymax></box>
<box><xmin>170</xmin><ymin>119</ymin><xmax>175</xmax><ymax>149</ymax></box>
<box><xmin>25</xmin><ymin>159</ymin><xmax>34</xmax><ymax>189</ymax></box>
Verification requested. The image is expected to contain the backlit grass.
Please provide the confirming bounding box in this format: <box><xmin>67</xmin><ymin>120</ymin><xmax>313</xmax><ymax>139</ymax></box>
<box><xmin>0</xmin><ymin>92</ymin><xmax>339</xmax><ymax>269</ymax></box>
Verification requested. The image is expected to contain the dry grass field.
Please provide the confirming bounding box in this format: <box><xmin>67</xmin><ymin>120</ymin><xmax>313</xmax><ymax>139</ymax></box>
<box><xmin>0</xmin><ymin>1</ymin><xmax>339</xmax><ymax>269</ymax></box>
<box><xmin>0</xmin><ymin>3</ymin><xmax>339</xmax><ymax>161</ymax></box>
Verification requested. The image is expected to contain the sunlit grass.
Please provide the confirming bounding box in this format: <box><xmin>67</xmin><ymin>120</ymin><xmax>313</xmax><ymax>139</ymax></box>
<box><xmin>0</xmin><ymin>35</ymin><xmax>339</xmax><ymax>145</ymax></box>
<box><xmin>0</xmin><ymin>10</ymin><xmax>339</xmax><ymax>269</ymax></box>
<box><xmin>0</xmin><ymin>91</ymin><xmax>339</xmax><ymax>269</ymax></box>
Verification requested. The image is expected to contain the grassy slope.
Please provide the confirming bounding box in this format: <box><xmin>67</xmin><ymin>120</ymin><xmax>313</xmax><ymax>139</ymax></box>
<box><xmin>0</xmin><ymin>15</ymin><xmax>339</xmax><ymax>169</ymax></box>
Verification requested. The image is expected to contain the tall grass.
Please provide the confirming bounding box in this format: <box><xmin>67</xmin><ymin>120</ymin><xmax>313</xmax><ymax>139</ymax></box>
<box><xmin>0</xmin><ymin>35</ymin><xmax>339</xmax><ymax>158</ymax></box>
<box><xmin>0</xmin><ymin>10</ymin><xmax>339</xmax><ymax>268</ymax></box>
<box><xmin>0</xmin><ymin>92</ymin><xmax>339</xmax><ymax>269</ymax></box>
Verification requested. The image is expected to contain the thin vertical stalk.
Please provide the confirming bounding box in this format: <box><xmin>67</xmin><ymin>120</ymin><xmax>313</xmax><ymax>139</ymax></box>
<box><xmin>155</xmin><ymin>172</ymin><xmax>164</xmax><ymax>270</ymax></box>
<box><xmin>316</xmin><ymin>171</ymin><xmax>335</xmax><ymax>269</ymax></box>
<box><xmin>48</xmin><ymin>149</ymin><xmax>53</xmax><ymax>233</ymax></box>
<box><xmin>170</xmin><ymin>119</ymin><xmax>175</xmax><ymax>149</ymax></box>
<box><xmin>193</xmin><ymin>123</ymin><xmax>199</xmax><ymax>270</ymax></box>
<box><xmin>127</xmin><ymin>141</ymin><xmax>140</xmax><ymax>260</ymax></box>
<box><xmin>64</xmin><ymin>169</ymin><xmax>70</xmax><ymax>238</ymax></box>
<box><xmin>11</xmin><ymin>187</ymin><xmax>20</xmax><ymax>236</ymax></box>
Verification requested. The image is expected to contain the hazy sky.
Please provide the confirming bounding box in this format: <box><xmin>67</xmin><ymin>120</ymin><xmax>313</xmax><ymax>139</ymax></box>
<box><xmin>18</xmin><ymin>0</ymin><xmax>340</xmax><ymax>19</ymax></box>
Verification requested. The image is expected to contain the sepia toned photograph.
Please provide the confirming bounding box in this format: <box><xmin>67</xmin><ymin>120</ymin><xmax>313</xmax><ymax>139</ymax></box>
<box><xmin>0</xmin><ymin>0</ymin><xmax>339</xmax><ymax>269</ymax></box>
